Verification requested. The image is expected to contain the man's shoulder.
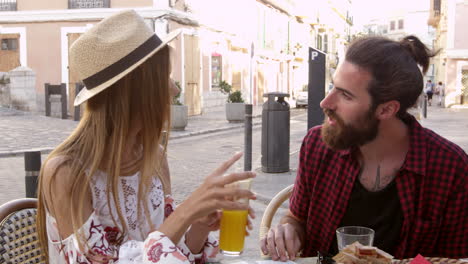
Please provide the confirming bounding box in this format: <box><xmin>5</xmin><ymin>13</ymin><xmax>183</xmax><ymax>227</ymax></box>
<box><xmin>304</xmin><ymin>125</ymin><xmax>325</xmax><ymax>146</ymax></box>
<box><xmin>422</xmin><ymin>127</ymin><xmax>468</xmax><ymax>162</ymax></box>
<box><xmin>302</xmin><ymin>125</ymin><xmax>343</xmax><ymax>160</ymax></box>
<box><xmin>407</xmin><ymin>115</ymin><xmax>466</xmax><ymax>160</ymax></box>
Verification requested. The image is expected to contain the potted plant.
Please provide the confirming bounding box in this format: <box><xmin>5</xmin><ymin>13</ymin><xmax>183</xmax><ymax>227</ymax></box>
<box><xmin>170</xmin><ymin>81</ymin><xmax>188</xmax><ymax>131</ymax></box>
<box><xmin>219</xmin><ymin>80</ymin><xmax>245</xmax><ymax>123</ymax></box>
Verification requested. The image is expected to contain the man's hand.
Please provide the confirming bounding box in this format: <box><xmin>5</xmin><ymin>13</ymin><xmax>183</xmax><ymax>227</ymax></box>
<box><xmin>260</xmin><ymin>222</ymin><xmax>302</xmax><ymax>261</ymax></box>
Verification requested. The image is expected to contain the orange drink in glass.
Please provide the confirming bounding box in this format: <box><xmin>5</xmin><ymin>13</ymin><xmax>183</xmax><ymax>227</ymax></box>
<box><xmin>219</xmin><ymin>210</ymin><xmax>248</xmax><ymax>254</ymax></box>
<box><xmin>219</xmin><ymin>179</ymin><xmax>252</xmax><ymax>256</ymax></box>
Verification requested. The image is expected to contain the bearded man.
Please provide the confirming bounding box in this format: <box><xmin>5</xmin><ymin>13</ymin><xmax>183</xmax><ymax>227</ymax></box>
<box><xmin>260</xmin><ymin>35</ymin><xmax>468</xmax><ymax>261</ymax></box>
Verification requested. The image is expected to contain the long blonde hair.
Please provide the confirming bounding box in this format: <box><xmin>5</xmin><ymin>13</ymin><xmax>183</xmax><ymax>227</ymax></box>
<box><xmin>37</xmin><ymin>46</ymin><xmax>172</xmax><ymax>259</ymax></box>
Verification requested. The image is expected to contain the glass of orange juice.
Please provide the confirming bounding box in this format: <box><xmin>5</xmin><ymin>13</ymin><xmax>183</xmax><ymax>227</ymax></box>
<box><xmin>219</xmin><ymin>179</ymin><xmax>252</xmax><ymax>256</ymax></box>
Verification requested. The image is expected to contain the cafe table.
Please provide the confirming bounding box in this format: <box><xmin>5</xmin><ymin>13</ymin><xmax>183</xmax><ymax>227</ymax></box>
<box><xmin>207</xmin><ymin>257</ymin><xmax>318</xmax><ymax>264</ymax></box>
<box><xmin>207</xmin><ymin>256</ymin><xmax>468</xmax><ymax>264</ymax></box>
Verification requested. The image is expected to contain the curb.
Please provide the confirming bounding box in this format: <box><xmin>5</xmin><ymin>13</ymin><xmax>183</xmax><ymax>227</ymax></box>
<box><xmin>169</xmin><ymin>119</ymin><xmax>262</xmax><ymax>140</ymax></box>
<box><xmin>0</xmin><ymin>118</ymin><xmax>263</xmax><ymax>158</ymax></box>
<box><xmin>0</xmin><ymin>148</ymin><xmax>54</xmax><ymax>158</ymax></box>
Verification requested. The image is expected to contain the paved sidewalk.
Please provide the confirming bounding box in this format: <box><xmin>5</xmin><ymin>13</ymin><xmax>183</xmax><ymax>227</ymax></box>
<box><xmin>0</xmin><ymin>106</ymin><xmax>264</xmax><ymax>157</ymax></box>
<box><xmin>420</xmin><ymin>105</ymin><xmax>468</xmax><ymax>152</ymax></box>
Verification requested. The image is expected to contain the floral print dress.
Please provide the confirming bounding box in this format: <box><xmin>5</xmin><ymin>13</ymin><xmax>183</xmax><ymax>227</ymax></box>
<box><xmin>45</xmin><ymin>170</ymin><xmax>219</xmax><ymax>264</ymax></box>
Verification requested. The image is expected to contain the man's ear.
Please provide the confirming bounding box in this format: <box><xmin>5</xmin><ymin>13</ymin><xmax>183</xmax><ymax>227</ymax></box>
<box><xmin>375</xmin><ymin>100</ymin><xmax>400</xmax><ymax>120</ymax></box>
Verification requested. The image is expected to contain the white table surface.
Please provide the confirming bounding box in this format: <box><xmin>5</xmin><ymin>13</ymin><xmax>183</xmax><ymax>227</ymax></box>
<box><xmin>208</xmin><ymin>257</ymin><xmax>318</xmax><ymax>264</ymax></box>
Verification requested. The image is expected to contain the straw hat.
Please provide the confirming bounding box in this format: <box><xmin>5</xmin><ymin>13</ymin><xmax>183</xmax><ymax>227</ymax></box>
<box><xmin>71</xmin><ymin>10</ymin><xmax>181</xmax><ymax>106</ymax></box>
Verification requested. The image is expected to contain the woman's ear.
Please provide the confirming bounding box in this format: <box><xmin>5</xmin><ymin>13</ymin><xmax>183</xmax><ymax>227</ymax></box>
<box><xmin>375</xmin><ymin>100</ymin><xmax>400</xmax><ymax>120</ymax></box>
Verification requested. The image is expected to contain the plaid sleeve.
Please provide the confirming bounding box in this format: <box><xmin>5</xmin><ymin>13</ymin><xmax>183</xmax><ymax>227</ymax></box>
<box><xmin>436</xmin><ymin>154</ymin><xmax>468</xmax><ymax>258</ymax></box>
<box><xmin>290</xmin><ymin>128</ymin><xmax>319</xmax><ymax>220</ymax></box>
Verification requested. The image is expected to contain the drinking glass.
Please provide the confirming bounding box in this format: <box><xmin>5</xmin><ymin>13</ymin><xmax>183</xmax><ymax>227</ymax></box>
<box><xmin>336</xmin><ymin>226</ymin><xmax>375</xmax><ymax>251</ymax></box>
<box><xmin>219</xmin><ymin>179</ymin><xmax>252</xmax><ymax>256</ymax></box>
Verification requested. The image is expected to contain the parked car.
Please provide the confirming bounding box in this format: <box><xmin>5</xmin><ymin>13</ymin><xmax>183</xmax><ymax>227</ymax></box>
<box><xmin>296</xmin><ymin>91</ymin><xmax>308</xmax><ymax>107</ymax></box>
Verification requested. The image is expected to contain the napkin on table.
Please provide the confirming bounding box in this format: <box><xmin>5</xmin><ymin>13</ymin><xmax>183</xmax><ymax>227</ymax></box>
<box><xmin>409</xmin><ymin>254</ymin><xmax>431</xmax><ymax>264</ymax></box>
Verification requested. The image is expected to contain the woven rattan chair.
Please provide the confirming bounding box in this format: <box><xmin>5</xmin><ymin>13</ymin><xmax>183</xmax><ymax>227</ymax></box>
<box><xmin>0</xmin><ymin>198</ymin><xmax>45</xmax><ymax>264</ymax></box>
<box><xmin>259</xmin><ymin>184</ymin><xmax>294</xmax><ymax>254</ymax></box>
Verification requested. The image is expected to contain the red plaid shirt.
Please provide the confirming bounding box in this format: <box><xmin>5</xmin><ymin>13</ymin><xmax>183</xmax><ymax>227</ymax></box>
<box><xmin>290</xmin><ymin>115</ymin><xmax>468</xmax><ymax>259</ymax></box>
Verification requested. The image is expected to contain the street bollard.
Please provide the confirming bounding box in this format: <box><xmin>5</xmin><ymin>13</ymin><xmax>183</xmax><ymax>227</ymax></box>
<box><xmin>244</xmin><ymin>104</ymin><xmax>253</xmax><ymax>171</ymax></box>
<box><xmin>24</xmin><ymin>151</ymin><xmax>41</xmax><ymax>198</ymax></box>
<box><xmin>422</xmin><ymin>95</ymin><xmax>427</xmax><ymax>118</ymax></box>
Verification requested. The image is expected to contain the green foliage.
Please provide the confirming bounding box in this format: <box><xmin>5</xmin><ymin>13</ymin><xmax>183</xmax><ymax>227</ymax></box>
<box><xmin>219</xmin><ymin>80</ymin><xmax>232</xmax><ymax>94</ymax></box>
<box><xmin>219</xmin><ymin>80</ymin><xmax>244</xmax><ymax>103</ymax></box>
<box><xmin>228</xmin><ymin>91</ymin><xmax>244</xmax><ymax>103</ymax></box>
<box><xmin>172</xmin><ymin>81</ymin><xmax>183</xmax><ymax>105</ymax></box>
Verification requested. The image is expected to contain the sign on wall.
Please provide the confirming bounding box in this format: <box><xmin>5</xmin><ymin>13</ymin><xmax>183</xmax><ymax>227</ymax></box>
<box><xmin>308</xmin><ymin>47</ymin><xmax>326</xmax><ymax>130</ymax></box>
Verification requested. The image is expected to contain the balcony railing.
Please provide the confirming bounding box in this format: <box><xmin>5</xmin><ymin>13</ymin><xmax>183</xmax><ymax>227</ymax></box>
<box><xmin>68</xmin><ymin>0</ymin><xmax>110</xmax><ymax>9</ymax></box>
<box><xmin>0</xmin><ymin>0</ymin><xmax>16</xmax><ymax>11</ymax></box>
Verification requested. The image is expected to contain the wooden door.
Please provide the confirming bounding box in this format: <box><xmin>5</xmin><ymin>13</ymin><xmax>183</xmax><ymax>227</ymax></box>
<box><xmin>67</xmin><ymin>33</ymin><xmax>82</xmax><ymax>115</ymax></box>
<box><xmin>0</xmin><ymin>34</ymin><xmax>20</xmax><ymax>72</ymax></box>
<box><xmin>184</xmin><ymin>34</ymin><xmax>201</xmax><ymax>116</ymax></box>
<box><xmin>257</xmin><ymin>63</ymin><xmax>265</xmax><ymax>103</ymax></box>
<box><xmin>232</xmin><ymin>70</ymin><xmax>241</xmax><ymax>92</ymax></box>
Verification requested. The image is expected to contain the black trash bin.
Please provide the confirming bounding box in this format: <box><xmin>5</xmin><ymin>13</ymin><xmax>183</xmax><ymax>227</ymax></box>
<box><xmin>261</xmin><ymin>92</ymin><xmax>290</xmax><ymax>173</ymax></box>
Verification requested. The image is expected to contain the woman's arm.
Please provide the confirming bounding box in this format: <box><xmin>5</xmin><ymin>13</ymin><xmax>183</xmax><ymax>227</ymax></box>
<box><xmin>184</xmin><ymin>212</ymin><xmax>220</xmax><ymax>254</ymax></box>
<box><xmin>157</xmin><ymin>150</ymin><xmax>195</xmax><ymax>246</ymax></box>
<box><xmin>159</xmin><ymin>151</ymin><xmax>215</xmax><ymax>254</ymax></box>
<box><xmin>41</xmin><ymin>156</ymin><xmax>93</xmax><ymax>238</ymax></box>
<box><xmin>42</xmin><ymin>156</ymin><xmax>191</xmax><ymax>264</ymax></box>
<box><xmin>159</xmin><ymin>153</ymin><xmax>256</xmax><ymax>252</ymax></box>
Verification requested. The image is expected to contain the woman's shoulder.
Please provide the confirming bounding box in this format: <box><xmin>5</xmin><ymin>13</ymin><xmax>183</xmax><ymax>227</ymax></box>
<box><xmin>41</xmin><ymin>155</ymin><xmax>82</xmax><ymax>219</ymax></box>
<box><xmin>44</xmin><ymin>154</ymin><xmax>72</xmax><ymax>169</ymax></box>
<box><xmin>42</xmin><ymin>155</ymin><xmax>76</xmax><ymax>188</ymax></box>
<box><xmin>43</xmin><ymin>154</ymin><xmax>72</xmax><ymax>173</ymax></box>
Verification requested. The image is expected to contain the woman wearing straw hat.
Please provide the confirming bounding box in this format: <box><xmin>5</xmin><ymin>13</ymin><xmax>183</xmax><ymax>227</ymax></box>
<box><xmin>36</xmin><ymin>10</ymin><xmax>256</xmax><ymax>264</ymax></box>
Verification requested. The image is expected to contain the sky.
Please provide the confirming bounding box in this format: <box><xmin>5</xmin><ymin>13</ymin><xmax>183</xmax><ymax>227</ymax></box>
<box><xmin>351</xmin><ymin>0</ymin><xmax>430</xmax><ymax>28</ymax></box>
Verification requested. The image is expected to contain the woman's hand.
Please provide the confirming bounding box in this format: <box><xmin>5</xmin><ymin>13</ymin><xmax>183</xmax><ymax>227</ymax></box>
<box><xmin>184</xmin><ymin>210</ymin><xmax>222</xmax><ymax>254</ymax></box>
<box><xmin>159</xmin><ymin>153</ymin><xmax>255</xmax><ymax>249</ymax></box>
<box><xmin>192</xmin><ymin>210</ymin><xmax>222</xmax><ymax>232</ymax></box>
<box><xmin>174</xmin><ymin>153</ymin><xmax>256</xmax><ymax>254</ymax></box>
<box><xmin>192</xmin><ymin>205</ymin><xmax>255</xmax><ymax>234</ymax></box>
<box><xmin>245</xmin><ymin>206</ymin><xmax>256</xmax><ymax>236</ymax></box>
<box><xmin>178</xmin><ymin>152</ymin><xmax>256</xmax><ymax>222</ymax></box>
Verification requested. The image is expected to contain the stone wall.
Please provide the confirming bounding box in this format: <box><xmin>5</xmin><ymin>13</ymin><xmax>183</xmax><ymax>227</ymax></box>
<box><xmin>9</xmin><ymin>66</ymin><xmax>36</xmax><ymax>112</ymax></box>
<box><xmin>0</xmin><ymin>72</ymin><xmax>10</xmax><ymax>107</ymax></box>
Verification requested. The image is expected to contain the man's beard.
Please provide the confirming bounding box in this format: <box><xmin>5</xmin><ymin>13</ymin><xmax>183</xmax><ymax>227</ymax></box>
<box><xmin>321</xmin><ymin>108</ymin><xmax>380</xmax><ymax>150</ymax></box>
